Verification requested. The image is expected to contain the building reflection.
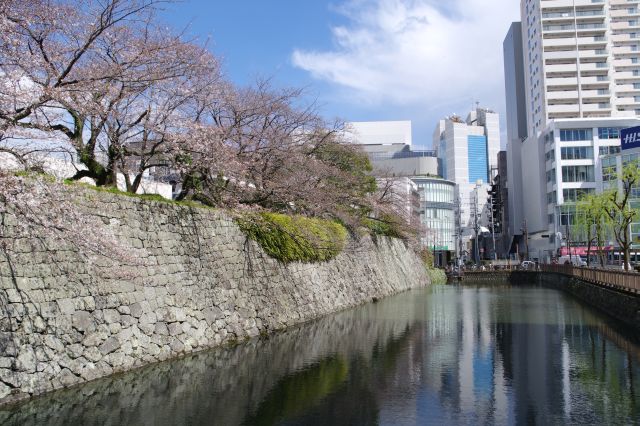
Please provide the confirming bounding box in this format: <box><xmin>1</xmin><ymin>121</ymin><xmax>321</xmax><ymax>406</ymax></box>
<box><xmin>2</xmin><ymin>285</ymin><xmax>639</xmax><ymax>426</ymax></box>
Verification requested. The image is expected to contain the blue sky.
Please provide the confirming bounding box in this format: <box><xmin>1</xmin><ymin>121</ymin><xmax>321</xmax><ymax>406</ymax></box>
<box><xmin>161</xmin><ymin>0</ymin><xmax>520</xmax><ymax>149</ymax></box>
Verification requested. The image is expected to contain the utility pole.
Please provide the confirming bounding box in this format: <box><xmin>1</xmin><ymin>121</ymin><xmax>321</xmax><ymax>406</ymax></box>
<box><xmin>522</xmin><ymin>219</ymin><xmax>529</xmax><ymax>261</ymax></box>
<box><xmin>566</xmin><ymin>222</ymin><xmax>572</xmax><ymax>264</ymax></box>
<box><xmin>473</xmin><ymin>187</ymin><xmax>480</xmax><ymax>266</ymax></box>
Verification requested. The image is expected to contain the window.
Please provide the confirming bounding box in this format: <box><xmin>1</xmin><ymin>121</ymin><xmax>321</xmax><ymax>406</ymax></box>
<box><xmin>602</xmin><ymin>156</ymin><xmax>618</xmax><ymax>183</ymax></box>
<box><xmin>560</xmin><ymin>129</ymin><xmax>592</xmax><ymax>141</ymax></box>
<box><xmin>559</xmin><ymin>205</ymin><xmax>576</xmax><ymax>226</ymax></box>
<box><xmin>561</xmin><ymin>146</ymin><xmax>593</xmax><ymax>160</ymax></box>
<box><xmin>562</xmin><ymin>188</ymin><xmax>595</xmax><ymax>203</ymax></box>
<box><xmin>562</xmin><ymin>165</ymin><xmax>595</xmax><ymax>182</ymax></box>
<box><xmin>598</xmin><ymin>127</ymin><xmax>622</xmax><ymax>140</ymax></box>
<box><xmin>547</xmin><ymin>191</ymin><xmax>556</xmax><ymax>204</ymax></box>
<box><xmin>599</xmin><ymin>146</ymin><xmax>621</xmax><ymax>156</ymax></box>
<box><xmin>546</xmin><ymin>168</ymin><xmax>556</xmax><ymax>182</ymax></box>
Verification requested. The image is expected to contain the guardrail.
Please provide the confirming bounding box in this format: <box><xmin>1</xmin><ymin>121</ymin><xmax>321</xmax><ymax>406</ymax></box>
<box><xmin>540</xmin><ymin>264</ymin><xmax>640</xmax><ymax>294</ymax></box>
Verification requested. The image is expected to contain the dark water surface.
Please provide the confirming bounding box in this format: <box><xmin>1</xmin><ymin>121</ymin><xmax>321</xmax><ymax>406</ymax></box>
<box><xmin>2</xmin><ymin>283</ymin><xmax>640</xmax><ymax>426</ymax></box>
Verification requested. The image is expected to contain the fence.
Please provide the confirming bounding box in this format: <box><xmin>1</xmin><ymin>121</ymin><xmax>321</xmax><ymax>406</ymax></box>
<box><xmin>540</xmin><ymin>264</ymin><xmax>640</xmax><ymax>294</ymax></box>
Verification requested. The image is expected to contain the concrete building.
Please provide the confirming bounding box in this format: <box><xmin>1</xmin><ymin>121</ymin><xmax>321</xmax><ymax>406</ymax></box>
<box><xmin>412</xmin><ymin>177</ymin><xmax>457</xmax><ymax>265</ymax></box>
<box><xmin>503</xmin><ymin>22</ymin><xmax>528</xmax><ymax>241</ymax></box>
<box><xmin>432</xmin><ymin>108</ymin><xmax>501</xmax><ymax>261</ymax></box>
<box><xmin>522</xmin><ymin>0</ymin><xmax>640</xmax><ymax>137</ymax></box>
<box><xmin>600</xmin><ymin>144</ymin><xmax>640</xmax><ymax>261</ymax></box>
<box><xmin>503</xmin><ymin>0</ymin><xmax>640</xmax><ymax>260</ymax></box>
<box><xmin>347</xmin><ymin>120</ymin><xmax>455</xmax><ymax>261</ymax></box>
<box><xmin>346</xmin><ymin>120</ymin><xmax>439</xmax><ymax>176</ymax></box>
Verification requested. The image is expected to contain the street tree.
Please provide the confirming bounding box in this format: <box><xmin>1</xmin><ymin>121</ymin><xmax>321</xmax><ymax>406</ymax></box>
<box><xmin>601</xmin><ymin>160</ymin><xmax>640</xmax><ymax>271</ymax></box>
<box><xmin>574</xmin><ymin>193</ymin><xmax>610</xmax><ymax>267</ymax></box>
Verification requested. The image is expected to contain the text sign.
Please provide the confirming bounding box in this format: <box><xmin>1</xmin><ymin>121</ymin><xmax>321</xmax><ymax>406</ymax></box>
<box><xmin>620</xmin><ymin>126</ymin><xmax>640</xmax><ymax>151</ymax></box>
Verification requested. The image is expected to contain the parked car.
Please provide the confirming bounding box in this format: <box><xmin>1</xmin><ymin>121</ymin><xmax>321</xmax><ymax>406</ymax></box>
<box><xmin>558</xmin><ymin>255</ymin><xmax>586</xmax><ymax>267</ymax></box>
<box><xmin>520</xmin><ymin>261</ymin><xmax>536</xmax><ymax>270</ymax></box>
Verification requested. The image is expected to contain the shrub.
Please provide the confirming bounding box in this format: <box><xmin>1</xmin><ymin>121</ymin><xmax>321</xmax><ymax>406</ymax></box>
<box><xmin>236</xmin><ymin>212</ymin><xmax>348</xmax><ymax>263</ymax></box>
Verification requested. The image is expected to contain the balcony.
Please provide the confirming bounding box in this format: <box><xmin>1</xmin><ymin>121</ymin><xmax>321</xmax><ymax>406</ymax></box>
<box><xmin>581</xmin><ymin>89</ymin><xmax>611</xmax><ymax>98</ymax></box>
<box><xmin>547</xmin><ymin>90</ymin><xmax>580</xmax><ymax>101</ymax></box>
<box><xmin>611</xmin><ymin>8</ymin><xmax>640</xmax><ymax>18</ymax></box>
<box><xmin>579</xmin><ymin>62</ymin><xmax>609</xmax><ymax>71</ymax></box>
<box><xmin>581</xmin><ymin>102</ymin><xmax>612</xmax><ymax>111</ymax></box>
<box><xmin>547</xmin><ymin>104</ymin><xmax>581</xmax><ymax>114</ymax></box>
<box><xmin>611</xmin><ymin>20</ymin><xmax>640</xmax><ymax>30</ymax></box>
<box><xmin>579</xmin><ymin>75</ymin><xmax>609</xmax><ymax>84</ymax></box>
<box><xmin>546</xmin><ymin>76</ymin><xmax>580</xmax><ymax>86</ymax></box>
<box><xmin>545</xmin><ymin>50</ymin><xmax>578</xmax><ymax>60</ymax></box>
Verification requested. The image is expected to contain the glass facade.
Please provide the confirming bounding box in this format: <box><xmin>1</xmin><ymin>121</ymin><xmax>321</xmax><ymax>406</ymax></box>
<box><xmin>413</xmin><ymin>179</ymin><xmax>456</xmax><ymax>252</ymax></box>
<box><xmin>598</xmin><ymin>127</ymin><xmax>623</xmax><ymax>140</ymax></box>
<box><xmin>562</xmin><ymin>188</ymin><xmax>594</xmax><ymax>203</ymax></box>
<box><xmin>561</xmin><ymin>146</ymin><xmax>593</xmax><ymax>160</ymax></box>
<box><xmin>467</xmin><ymin>135</ymin><xmax>488</xmax><ymax>184</ymax></box>
<box><xmin>560</xmin><ymin>129</ymin><xmax>592</xmax><ymax>141</ymax></box>
<box><xmin>562</xmin><ymin>165</ymin><xmax>594</xmax><ymax>182</ymax></box>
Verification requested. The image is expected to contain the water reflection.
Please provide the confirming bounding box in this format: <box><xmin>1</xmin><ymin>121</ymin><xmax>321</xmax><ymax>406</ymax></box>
<box><xmin>1</xmin><ymin>284</ymin><xmax>639</xmax><ymax>425</ymax></box>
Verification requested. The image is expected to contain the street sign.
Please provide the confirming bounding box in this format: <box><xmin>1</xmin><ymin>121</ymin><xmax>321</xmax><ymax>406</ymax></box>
<box><xmin>620</xmin><ymin>126</ymin><xmax>640</xmax><ymax>151</ymax></box>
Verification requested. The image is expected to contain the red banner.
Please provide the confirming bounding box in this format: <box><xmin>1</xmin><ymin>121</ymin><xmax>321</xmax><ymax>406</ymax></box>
<box><xmin>558</xmin><ymin>246</ymin><xmax>613</xmax><ymax>256</ymax></box>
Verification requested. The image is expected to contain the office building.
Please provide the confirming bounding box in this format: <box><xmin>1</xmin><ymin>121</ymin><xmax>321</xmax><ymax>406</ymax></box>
<box><xmin>503</xmin><ymin>22</ymin><xmax>528</xmax><ymax>241</ymax></box>
<box><xmin>432</xmin><ymin>108</ymin><xmax>501</xmax><ymax>261</ymax></box>
<box><xmin>412</xmin><ymin>177</ymin><xmax>457</xmax><ymax>265</ymax></box>
<box><xmin>348</xmin><ymin>120</ymin><xmax>455</xmax><ymax>261</ymax></box>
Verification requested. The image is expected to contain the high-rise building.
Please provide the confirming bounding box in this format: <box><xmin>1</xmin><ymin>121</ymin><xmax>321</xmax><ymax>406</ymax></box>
<box><xmin>503</xmin><ymin>0</ymin><xmax>640</xmax><ymax>260</ymax></box>
<box><xmin>347</xmin><ymin>121</ymin><xmax>455</xmax><ymax>260</ymax></box>
<box><xmin>432</xmin><ymin>108</ymin><xmax>501</xmax><ymax>262</ymax></box>
<box><xmin>503</xmin><ymin>22</ymin><xmax>528</xmax><ymax>241</ymax></box>
<box><xmin>522</xmin><ymin>0</ymin><xmax>640</xmax><ymax>136</ymax></box>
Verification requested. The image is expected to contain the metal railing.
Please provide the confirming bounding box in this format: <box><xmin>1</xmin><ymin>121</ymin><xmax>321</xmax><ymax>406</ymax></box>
<box><xmin>540</xmin><ymin>264</ymin><xmax>640</xmax><ymax>294</ymax></box>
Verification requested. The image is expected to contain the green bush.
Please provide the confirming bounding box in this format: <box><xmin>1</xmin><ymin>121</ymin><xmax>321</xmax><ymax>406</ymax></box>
<box><xmin>236</xmin><ymin>212</ymin><xmax>348</xmax><ymax>263</ymax></box>
<box><xmin>362</xmin><ymin>216</ymin><xmax>404</xmax><ymax>240</ymax></box>
<box><xmin>426</xmin><ymin>268</ymin><xmax>447</xmax><ymax>285</ymax></box>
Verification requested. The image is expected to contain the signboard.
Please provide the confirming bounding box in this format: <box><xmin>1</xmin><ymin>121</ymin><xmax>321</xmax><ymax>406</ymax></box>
<box><xmin>620</xmin><ymin>126</ymin><xmax>640</xmax><ymax>151</ymax></box>
<box><xmin>558</xmin><ymin>246</ymin><xmax>613</xmax><ymax>256</ymax></box>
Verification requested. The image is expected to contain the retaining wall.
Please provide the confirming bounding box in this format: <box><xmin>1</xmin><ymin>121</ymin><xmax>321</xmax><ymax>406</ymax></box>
<box><xmin>0</xmin><ymin>188</ymin><xmax>429</xmax><ymax>405</ymax></box>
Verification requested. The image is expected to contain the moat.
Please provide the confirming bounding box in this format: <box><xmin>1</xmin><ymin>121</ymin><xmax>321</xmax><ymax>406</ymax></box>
<box><xmin>2</xmin><ymin>282</ymin><xmax>639</xmax><ymax>425</ymax></box>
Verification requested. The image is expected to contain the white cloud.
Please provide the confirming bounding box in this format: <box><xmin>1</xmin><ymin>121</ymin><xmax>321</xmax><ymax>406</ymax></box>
<box><xmin>292</xmin><ymin>0</ymin><xmax>520</xmax><ymax>123</ymax></box>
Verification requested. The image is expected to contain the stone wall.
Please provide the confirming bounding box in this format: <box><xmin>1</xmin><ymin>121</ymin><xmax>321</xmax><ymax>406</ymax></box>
<box><xmin>536</xmin><ymin>272</ymin><xmax>640</xmax><ymax>330</ymax></box>
<box><xmin>0</xmin><ymin>188</ymin><xmax>429</xmax><ymax>405</ymax></box>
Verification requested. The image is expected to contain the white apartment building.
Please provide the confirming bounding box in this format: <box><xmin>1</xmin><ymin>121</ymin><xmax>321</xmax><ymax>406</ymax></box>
<box><xmin>503</xmin><ymin>0</ymin><xmax>640</xmax><ymax>259</ymax></box>
<box><xmin>523</xmin><ymin>0</ymin><xmax>640</xmax><ymax>137</ymax></box>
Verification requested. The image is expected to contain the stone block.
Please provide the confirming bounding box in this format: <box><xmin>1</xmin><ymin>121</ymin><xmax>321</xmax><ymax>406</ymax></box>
<box><xmin>154</xmin><ymin>322</ymin><xmax>169</xmax><ymax>336</ymax></box>
<box><xmin>98</xmin><ymin>337</ymin><xmax>120</xmax><ymax>355</ymax></box>
<box><xmin>103</xmin><ymin>309</ymin><xmax>121</xmax><ymax>324</ymax></box>
<box><xmin>167</xmin><ymin>323</ymin><xmax>182</xmax><ymax>336</ymax></box>
<box><xmin>72</xmin><ymin>311</ymin><xmax>95</xmax><ymax>333</ymax></box>
<box><xmin>203</xmin><ymin>306</ymin><xmax>223</xmax><ymax>325</ymax></box>
<box><xmin>17</xmin><ymin>346</ymin><xmax>36</xmax><ymax>373</ymax></box>
<box><xmin>129</xmin><ymin>303</ymin><xmax>143</xmax><ymax>318</ymax></box>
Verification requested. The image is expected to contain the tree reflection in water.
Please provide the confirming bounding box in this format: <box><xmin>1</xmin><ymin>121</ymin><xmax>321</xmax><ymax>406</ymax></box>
<box><xmin>1</xmin><ymin>285</ymin><xmax>639</xmax><ymax>426</ymax></box>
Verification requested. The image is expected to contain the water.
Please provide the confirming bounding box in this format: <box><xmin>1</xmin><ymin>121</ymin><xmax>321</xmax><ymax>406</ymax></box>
<box><xmin>2</xmin><ymin>283</ymin><xmax>640</xmax><ymax>425</ymax></box>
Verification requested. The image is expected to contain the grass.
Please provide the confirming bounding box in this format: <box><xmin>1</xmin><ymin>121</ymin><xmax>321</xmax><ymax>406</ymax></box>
<box><xmin>63</xmin><ymin>180</ymin><xmax>215</xmax><ymax>210</ymax></box>
<box><xmin>362</xmin><ymin>216</ymin><xmax>405</xmax><ymax>240</ymax></box>
<box><xmin>236</xmin><ymin>212</ymin><xmax>348</xmax><ymax>263</ymax></box>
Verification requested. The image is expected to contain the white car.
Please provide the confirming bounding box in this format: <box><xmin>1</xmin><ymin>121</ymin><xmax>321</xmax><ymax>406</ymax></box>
<box><xmin>520</xmin><ymin>261</ymin><xmax>536</xmax><ymax>270</ymax></box>
<box><xmin>557</xmin><ymin>255</ymin><xmax>586</xmax><ymax>267</ymax></box>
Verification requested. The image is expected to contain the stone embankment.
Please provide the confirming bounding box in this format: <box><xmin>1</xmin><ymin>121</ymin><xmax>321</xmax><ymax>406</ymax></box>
<box><xmin>0</xmin><ymin>188</ymin><xmax>429</xmax><ymax>405</ymax></box>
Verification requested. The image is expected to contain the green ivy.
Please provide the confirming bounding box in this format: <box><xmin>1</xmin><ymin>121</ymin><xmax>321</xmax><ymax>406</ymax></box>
<box><xmin>236</xmin><ymin>212</ymin><xmax>348</xmax><ymax>263</ymax></box>
<box><xmin>362</xmin><ymin>217</ymin><xmax>404</xmax><ymax>240</ymax></box>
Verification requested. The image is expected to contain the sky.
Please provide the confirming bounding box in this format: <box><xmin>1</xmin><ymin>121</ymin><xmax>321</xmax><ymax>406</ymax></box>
<box><xmin>161</xmin><ymin>0</ymin><xmax>520</xmax><ymax>149</ymax></box>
